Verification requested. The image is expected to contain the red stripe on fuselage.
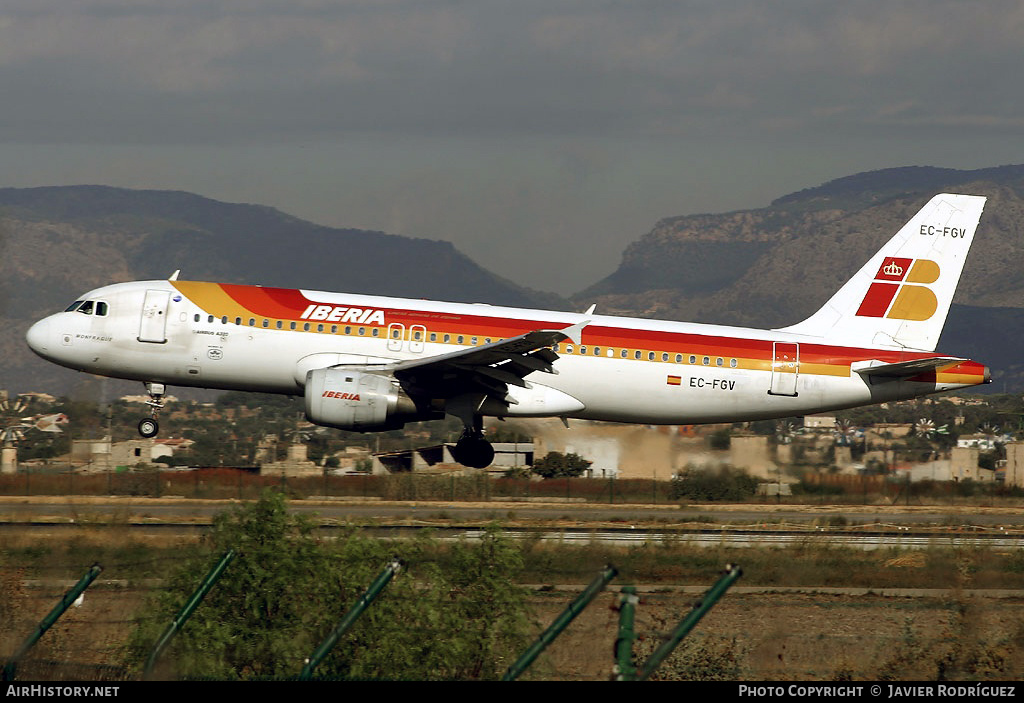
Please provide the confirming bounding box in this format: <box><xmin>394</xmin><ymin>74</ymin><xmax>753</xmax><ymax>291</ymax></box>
<box><xmin>201</xmin><ymin>283</ymin><xmax>984</xmax><ymax>377</ymax></box>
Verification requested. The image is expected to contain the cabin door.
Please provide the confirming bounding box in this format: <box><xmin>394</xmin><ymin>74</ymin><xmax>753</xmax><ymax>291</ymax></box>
<box><xmin>769</xmin><ymin>342</ymin><xmax>799</xmax><ymax>396</ymax></box>
<box><xmin>138</xmin><ymin>290</ymin><xmax>170</xmax><ymax>344</ymax></box>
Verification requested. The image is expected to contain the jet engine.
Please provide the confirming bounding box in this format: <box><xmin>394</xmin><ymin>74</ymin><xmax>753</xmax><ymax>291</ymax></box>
<box><xmin>304</xmin><ymin>368</ymin><xmax>423</xmax><ymax>432</ymax></box>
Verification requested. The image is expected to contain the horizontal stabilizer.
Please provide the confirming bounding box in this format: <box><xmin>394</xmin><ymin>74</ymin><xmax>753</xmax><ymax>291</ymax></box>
<box><xmin>852</xmin><ymin>356</ymin><xmax>964</xmax><ymax>378</ymax></box>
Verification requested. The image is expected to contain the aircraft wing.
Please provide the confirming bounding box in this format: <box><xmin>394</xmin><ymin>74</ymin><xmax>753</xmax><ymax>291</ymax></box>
<box><xmin>852</xmin><ymin>357</ymin><xmax>965</xmax><ymax>379</ymax></box>
<box><xmin>367</xmin><ymin>320</ymin><xmax>589</xmax><ymax>415</ymax></box>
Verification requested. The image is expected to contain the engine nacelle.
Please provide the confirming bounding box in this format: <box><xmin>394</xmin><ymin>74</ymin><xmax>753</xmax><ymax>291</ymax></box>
<box><xmin>304</xmin><ymin>368</ymin><xmax>421</xmax><ymax>432</ymax></box>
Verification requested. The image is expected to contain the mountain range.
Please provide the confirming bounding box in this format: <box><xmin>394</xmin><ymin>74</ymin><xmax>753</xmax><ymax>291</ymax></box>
<box><xmin>3</xmin><ymin>165</ymin><xmax>1022</xmax><ymax>396</ymax></box>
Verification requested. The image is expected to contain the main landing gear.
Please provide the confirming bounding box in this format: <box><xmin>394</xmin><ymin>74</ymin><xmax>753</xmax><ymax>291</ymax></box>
<box><xmin>137</xmin><ymin>382</ymin><xmax>165</xmax><ymax>438</ymax></box>
<box><xmin>451</xmin><ymin>429</ymin><xmax>495</xmax><ymax>469</ymax></box>
<box><xmin>450</xmin><ymin>409</ymin><xmax>494</xmax><ymax>469</ymax></box>
<box><xmin>446</xmin><ymin>396</ymin><xmax>496</xmax><ymax>468</ymax></box>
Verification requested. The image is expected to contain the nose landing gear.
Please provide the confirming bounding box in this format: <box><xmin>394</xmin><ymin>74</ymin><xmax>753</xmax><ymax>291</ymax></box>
<box><xmin>137</xmin><ymin>382</ymin><xmax>165</xmax><ymax>438</ymax></box>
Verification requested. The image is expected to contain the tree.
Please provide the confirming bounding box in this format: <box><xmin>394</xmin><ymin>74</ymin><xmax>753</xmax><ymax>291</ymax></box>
<box><xmin>530</xmin><ymin>451</ymin><xmax>592</xmax><ymax>479</ymax></box>
<box><xmin>129</xmin><ymin>491</ymin><xmax>533</xmax><ymax>680</ymax></box>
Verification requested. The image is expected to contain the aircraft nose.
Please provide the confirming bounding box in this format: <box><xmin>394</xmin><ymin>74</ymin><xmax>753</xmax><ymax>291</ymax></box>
<box><xmin>26</xmin><ymin>319</ymin><xmax>50</xmax><ymax>356</ymax></box>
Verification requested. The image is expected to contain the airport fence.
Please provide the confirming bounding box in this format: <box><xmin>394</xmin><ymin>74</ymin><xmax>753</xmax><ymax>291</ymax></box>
<box><xmin>0</xmin><ymin>467</ymin><xmax>683</xmax><ymax>504</ymax></box>
<box><xmin>2</xmin><ymin>466</ymin><xmax>1019</xmax><ymax>505</ymax></box>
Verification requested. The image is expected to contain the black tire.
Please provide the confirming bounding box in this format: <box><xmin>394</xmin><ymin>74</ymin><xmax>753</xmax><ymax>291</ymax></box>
<box><xmin>452</xmin><ymin>436</ymin><xmax>495</xmax><ymax>468</ymax></box>
<box><xmin>138</xmin><ymin>418</ymin><xmax>159</xmax><ymax>438</ymax></box>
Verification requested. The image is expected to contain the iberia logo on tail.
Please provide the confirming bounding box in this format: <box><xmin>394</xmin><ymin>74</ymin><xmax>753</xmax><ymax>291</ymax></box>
<box><xmin>855</xmin><ymin>257</ymin><xmax>940</xmax><ymax>321</ymax></box>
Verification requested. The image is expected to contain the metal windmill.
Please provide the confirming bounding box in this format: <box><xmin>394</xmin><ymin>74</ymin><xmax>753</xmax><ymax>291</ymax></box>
<box><xmin>1</xmin><ymin>394</ymin><xmax>34</xmax><ymax>449</ymax></box>
<box><xmin>913</xmin><ymin>417</ymin><xmax>935</xmax><ymax>437</ymax></box>
<box><xmin>1</xmin><ymin>394</ymin><xmax>68</xmax><ymax>448</ymax></box>
<box><xmin>912</xmin><ymin>417</ymin><xmax>949</xmax><ymax>440</ymax></box>
<box><xmin>776</xmin><ymin>421</ymin><xmax>798</xmax><ymax>445</ymax></box>
<box><xmin>979</xmin><ymin>422</ymin><xmax>1001</xmax><ymax>438</ymax></box>
<box><xmin>834</xmin><ymin>418</ymin><xmax>858</xmax><ymax>446</ymax></box>
<box><xmin>0</xmin><ymin>394</ymin><xmax>31</xmax><ymax>416</ymax></box>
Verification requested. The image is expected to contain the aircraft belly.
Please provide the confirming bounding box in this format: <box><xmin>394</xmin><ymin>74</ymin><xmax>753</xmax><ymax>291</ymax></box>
<box><xmin>555</xmin><ymin>361</ymin><xmax>890</xmax><ymax>425</ymax></box>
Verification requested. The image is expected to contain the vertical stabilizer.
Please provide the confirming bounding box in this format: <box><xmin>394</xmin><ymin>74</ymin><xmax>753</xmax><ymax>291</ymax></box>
<box><xmin>776</xmin><ymin>193</ymin><xmax>986</xmax><ymax>352</ymax></box>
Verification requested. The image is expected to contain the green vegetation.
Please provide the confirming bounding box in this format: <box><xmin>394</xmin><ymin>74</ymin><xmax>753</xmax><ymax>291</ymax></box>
<box><xmin>530</xmin><ymin>451</ymin><xmax>592</xmax><ymax>479</ymax></box>
<box><xmin>669</xmin><ymin>466</ymin><xmax>759</xmax><ymax>501</ymax></box>
<box><xmin>126</xmin><ymin>492</ymin><xmax>532</xmax><ymax>680</ymax></box>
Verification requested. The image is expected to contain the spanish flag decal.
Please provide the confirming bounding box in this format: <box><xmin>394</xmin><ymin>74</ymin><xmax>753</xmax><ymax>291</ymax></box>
<box><xmin>667</xmin><ymin>375</ymin><xmax>682</xmax><ymax>386</ymax></box>
<box><xmin>855</xmin><ymin>258</ymin><xmax>939</xmax><ymax>321</ymax></box>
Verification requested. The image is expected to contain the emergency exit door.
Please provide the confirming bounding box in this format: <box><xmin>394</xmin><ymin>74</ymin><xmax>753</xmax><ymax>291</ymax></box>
<box><xmin>138</xmin><ymin>290</ymin><xmax>170</xmax><ymax>343</ymax></box>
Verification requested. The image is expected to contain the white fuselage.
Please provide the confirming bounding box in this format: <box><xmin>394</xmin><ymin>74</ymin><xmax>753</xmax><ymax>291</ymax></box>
<box><xmin>25</xmin><ymin>279</ymin><xmax>988</xmax><ymax>426</ymax></box>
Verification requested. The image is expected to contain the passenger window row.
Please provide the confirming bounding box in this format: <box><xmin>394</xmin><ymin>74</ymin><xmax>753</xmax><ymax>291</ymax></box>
<box><xmin>185</xmin><ymin>313</ymin><xmax>740</xmax><ymax>368</ymax></box>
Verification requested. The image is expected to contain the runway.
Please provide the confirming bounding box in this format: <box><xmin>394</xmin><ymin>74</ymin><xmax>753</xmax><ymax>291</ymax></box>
<box><xmin>3</xmin><ymin>496</ymin><xmax>1023</xmax><ymax>550</ymax></box>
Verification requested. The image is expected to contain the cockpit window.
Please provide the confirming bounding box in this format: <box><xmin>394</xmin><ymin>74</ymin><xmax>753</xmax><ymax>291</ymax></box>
<box><xmin>64</xmin><ymin>300</ymin><xmax>108</xmax><ymax>316</ymax></box>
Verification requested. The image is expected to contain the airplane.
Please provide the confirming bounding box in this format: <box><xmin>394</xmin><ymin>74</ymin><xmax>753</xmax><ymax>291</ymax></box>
<box><xmin>25</xmin><ymin>193</ymin><xmax>989</xmax><ymax>468</ymax></box>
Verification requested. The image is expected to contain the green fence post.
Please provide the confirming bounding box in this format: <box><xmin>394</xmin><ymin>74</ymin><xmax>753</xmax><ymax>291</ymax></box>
<box><xmin>502</xmin><ymin>564</ymin><xmax>618</xmax><ymax>681</ymax></box>
<box><xmin>143</xmin><ymin>549</ymin><xmax>236</xmax><ymax>679</ymax></box>
<box><xmin>3</xmin><ymin>563</ymin><xmax>104</xmax><ymax>681</ymax></box>
<box><xmin>635</xmin><ymin>564</ymin><xmax>742</xmax><ymax>681</ymax></box>
<box><xmin>300</xmin><ymin>558</ymin><xmax>403</xmax><ymax>679</ymax></box>
<box><xmin>613</xmin><ymin>586</ymin><xmax>639</xmax><ymax>681</ymax></box>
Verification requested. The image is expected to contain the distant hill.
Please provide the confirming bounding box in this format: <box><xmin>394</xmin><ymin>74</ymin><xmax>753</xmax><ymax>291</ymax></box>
<box><xmin>0</xmin><ymin>186</ymin><xmax>567</xmax><ymax>393</ymax></box>
<box><xmin>576</xmin><ymin>165</ymin><xmax>1024</xmax><ymax>392</ymax></box>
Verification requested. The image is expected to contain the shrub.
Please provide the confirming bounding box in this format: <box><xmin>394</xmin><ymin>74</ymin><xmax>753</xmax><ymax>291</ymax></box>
<box><xmin>669</xmin><ymin>466</ymin><xmax>759</xmax><ymax>501</ymax></box>
<box><xmin>531</xmin><ymin>452</ymin><xmax>592</xmax><ymax>479</ymax></box>
<box><xmin>128</xmin><ymin>491</ymin><xmax>532</xmax><ymax>680</ymax></box>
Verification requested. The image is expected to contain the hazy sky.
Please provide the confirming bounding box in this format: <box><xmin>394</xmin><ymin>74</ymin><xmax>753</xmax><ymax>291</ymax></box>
<box><xmin>2</xmin><ymin>1</ymin><xmax>1022</xmax><ymax>295</ymax></box>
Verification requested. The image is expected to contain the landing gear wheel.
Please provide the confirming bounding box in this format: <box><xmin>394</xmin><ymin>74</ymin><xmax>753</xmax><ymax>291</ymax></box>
<box><xmin>452</xmin><ymin>435</ymin><xmax>495</xmax><ymax>469</ymax></box>
<box><xmin>138</xmin><ymin>418</ymin><xmax>159</xmax><ymax>438</ymax></box>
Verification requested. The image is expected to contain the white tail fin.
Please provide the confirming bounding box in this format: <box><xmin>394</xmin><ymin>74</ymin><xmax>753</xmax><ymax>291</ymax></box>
<box><xmin>777</xmin><ymin>193</ymin><xmax>986</xmax><ymax>351</ymax></box>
